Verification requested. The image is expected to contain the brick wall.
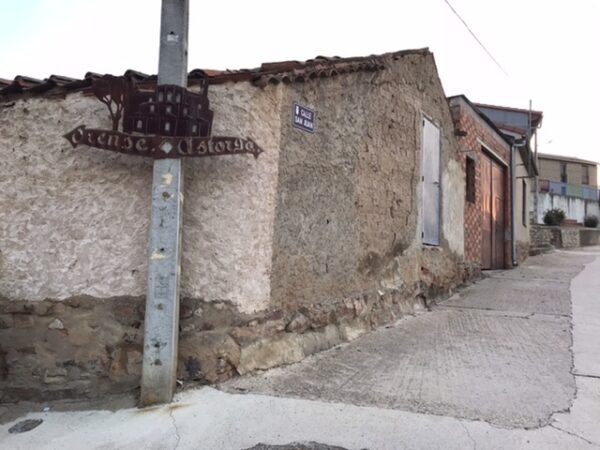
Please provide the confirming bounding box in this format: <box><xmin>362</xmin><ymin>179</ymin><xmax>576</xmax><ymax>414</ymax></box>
<box><xmin>449</xmin><ymin>97</ymin><xmax>512</xmax><ymax>269</ymax></box>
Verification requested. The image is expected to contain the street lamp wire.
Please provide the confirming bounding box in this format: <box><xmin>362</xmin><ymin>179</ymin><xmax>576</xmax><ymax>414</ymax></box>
<box><xmin>442</xmin><ymin>0</ymin><xmax>509</xmax><ymax>77</ymax></box>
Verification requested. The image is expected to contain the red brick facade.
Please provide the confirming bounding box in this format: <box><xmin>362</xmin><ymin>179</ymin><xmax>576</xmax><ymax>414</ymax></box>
<box><xmin>449</xmin><ymin>96</ymin><xmax>512</xmax><ymax>269</ymax></box>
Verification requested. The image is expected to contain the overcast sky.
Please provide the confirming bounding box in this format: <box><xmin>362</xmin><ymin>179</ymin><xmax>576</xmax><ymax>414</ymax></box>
<box><xmin>2</xmin><ymin>0</ymin><xmax>599</xmax><ymax>163</ymax></box>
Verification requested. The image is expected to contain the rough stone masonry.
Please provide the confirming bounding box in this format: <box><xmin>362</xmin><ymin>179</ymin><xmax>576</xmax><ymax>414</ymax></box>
<box><xmin>0</xmin><ymin>49</ymin><xmax>467</xmax><ymax>401</ymax></box>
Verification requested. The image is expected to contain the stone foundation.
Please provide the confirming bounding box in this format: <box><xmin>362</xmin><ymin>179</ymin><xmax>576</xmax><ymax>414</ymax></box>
<box><xmin>0</xmin><ymin>268</ymin><xmax>471</xmax><ymax>402</ymax></box>
<box><xmin>0</xmin><ymin>296</ymin><xmax>145</xmax><ymax>403</ymax></box>
<box><xmin>516</xmin><ymin>240</ymin><xmax>530</xmax><ymax>264</ymax></box>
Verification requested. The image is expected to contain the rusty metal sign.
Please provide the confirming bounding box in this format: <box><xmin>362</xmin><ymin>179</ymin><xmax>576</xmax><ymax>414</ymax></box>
<box><xmin>62</xmin><ymin>75</ymin><xmax>263</xmax><ymax>159</ymax></box>
<box><xmin>64</xmin><ymin>125</ymin><xmax>262</xmax><ymax>158</ymax></box>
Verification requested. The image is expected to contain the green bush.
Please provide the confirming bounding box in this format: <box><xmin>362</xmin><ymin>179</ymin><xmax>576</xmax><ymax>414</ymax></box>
<box><xmin>584</xmin><ymin>215</ymin><xmax>599</xmax><ymax>228</ymax></box>
<box><xmin>543</xmin><ymin>208</ymin><xmax>566</xmax><ymax>226</ymax></box>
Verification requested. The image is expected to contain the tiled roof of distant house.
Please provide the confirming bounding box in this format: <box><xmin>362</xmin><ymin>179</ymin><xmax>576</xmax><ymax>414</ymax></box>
<box><xmin>538</xmin><ymin>152</ymin><xmax>599</xmax><ymax>166</ymax></box>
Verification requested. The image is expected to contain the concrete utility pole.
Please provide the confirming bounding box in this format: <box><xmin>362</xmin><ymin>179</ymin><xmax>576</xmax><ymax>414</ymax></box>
<box><xmin>140</xmin><ymin>0</ymin><xmax>189</xmax><ymax>406</ymax></box>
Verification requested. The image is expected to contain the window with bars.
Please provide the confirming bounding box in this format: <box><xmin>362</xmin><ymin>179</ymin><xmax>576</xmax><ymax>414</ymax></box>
<box><xmin>466</xmin><ymin>156</ymin><xmax>476</xmax><ymax>203</ymax></box>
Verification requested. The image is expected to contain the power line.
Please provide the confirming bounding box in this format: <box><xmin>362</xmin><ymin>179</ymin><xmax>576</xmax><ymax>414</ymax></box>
<box><xmin>442</xmin><ymin>0</ymin><xmax>509</xmax><ymax>77</ymax></box>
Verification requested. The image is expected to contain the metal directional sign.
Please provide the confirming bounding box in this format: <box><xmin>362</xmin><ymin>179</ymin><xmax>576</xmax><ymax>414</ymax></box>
<box><xmin>63</xmin><ymin>74</ymin><xmax>264</xmax><ymax>159</ymax></box>
<box><xmin>64</xmin><ymin>125</ymin><xmax>262</xmax><ymax>158</ymax></box>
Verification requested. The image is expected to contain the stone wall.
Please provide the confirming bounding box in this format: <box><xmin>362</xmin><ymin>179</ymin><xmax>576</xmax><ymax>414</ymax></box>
<box><xmin>0</xmin><ymin>297</ymin><xmax>144</xmax><ymax>402</ymax></box>
<box><xmin>271</xmin><ymin>53</ymin><xmax>464</xmax><ymax>310</ymax></box>
<box><xmin>530</xmin><ymin>225</ymin><xmax>561</xmax><ymax>250</ymax></box>
<box><xmin>516</xmin><ymin>240</ymin><xmax>530</xmax><ymax>263</ymax></box>
<box><xmin>560</xmin><ymin>228</ymin><xmax>580</xmax><ymax>249</ymax></box>
<box><xmin>1</xmin><ymin>288</ymin><xmax>433</xmax><ymax>402</ymax></box>
<box><xmin>0</xmin><ymin>51</ymin><xmax>467</xmax><ymax>402</ymax></box>
<box><xmin>580</xmin><ymin>228</ymin><xmax>600</xmax><ymax>246</ymax></box>
<box><xmin>529</xmin><ymin>224</ymin><xmax>600</xmax><ymax>251</ymax></box>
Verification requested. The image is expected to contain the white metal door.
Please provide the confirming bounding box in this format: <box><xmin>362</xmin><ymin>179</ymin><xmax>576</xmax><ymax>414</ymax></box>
<box><xmin>422</xmin><ymin>117</ymin><xmax>441</xmax><ymax>245</ymax></box>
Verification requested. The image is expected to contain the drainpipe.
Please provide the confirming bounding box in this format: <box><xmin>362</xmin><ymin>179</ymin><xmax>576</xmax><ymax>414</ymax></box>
<box><xmin>511</xmin><ymin>144</ymin><xmax>517</xmax><ymax>266</ymax></box>
<box><xmin>511</xmin><ymin>138</ymin><xmax>527</xmax><ymax>266</ymax></box>
<box><xmin>528</xmin><ymin>100</ymin><xmax>535</xmax><ymax>225</ymax></box>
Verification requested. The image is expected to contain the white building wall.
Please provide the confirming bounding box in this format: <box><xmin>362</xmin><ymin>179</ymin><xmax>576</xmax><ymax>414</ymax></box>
<box><xmin>538</xmin><ymin>192</ymin><xmax>600</xmax><ymax>224</ymax></box>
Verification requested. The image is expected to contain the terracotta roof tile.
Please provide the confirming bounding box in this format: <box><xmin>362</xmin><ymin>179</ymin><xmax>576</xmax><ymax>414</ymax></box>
<box><xmin>0</xmin><ymin>48</ymin><xmax>430</xmax><ymax>100</ymax></box>
<box><xmin>123</xmin><ymin>70</ymin><xmax>151</xmax><ymax>82</ymax></box>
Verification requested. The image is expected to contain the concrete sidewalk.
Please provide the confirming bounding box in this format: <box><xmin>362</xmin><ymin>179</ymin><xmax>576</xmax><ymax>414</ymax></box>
<box><xmin>2</xmin><ymin>248</ymin><xmax>600</xmax><ymax>449</ymax></box>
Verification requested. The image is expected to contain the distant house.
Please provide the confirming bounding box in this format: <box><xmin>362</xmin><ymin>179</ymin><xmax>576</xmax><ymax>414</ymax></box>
<box><xmin>537</xmin><ymin>153</ymin><xmax>599</xmax><ymax>224</ymax></box>
<box><xmin>538</xmin><ymin>153</ymin><xmax>598</xmax><ymax>188</ymax></box>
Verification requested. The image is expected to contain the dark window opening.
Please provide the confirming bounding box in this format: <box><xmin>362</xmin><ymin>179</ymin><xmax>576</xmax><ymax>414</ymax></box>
<box><xmin>560</xmin><ymin>162</ymin><xmax>568</xmax><ymax>183</ymax></box>
<box><xmin>582</xmin><ymin>165</ymin><xmax>590</xmax><ymax>185</ymax></box>
<box><xmin>466</xmin><ymin>156</ymin><xmax>476</xmax><ymax>203</ymax></box>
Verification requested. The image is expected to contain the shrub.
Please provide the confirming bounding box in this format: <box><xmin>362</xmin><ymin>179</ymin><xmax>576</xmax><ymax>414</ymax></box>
<box><xmin>584</xmin><ymin>215</ymin><xmax>599</xmax><ymax>228</ymax></box>
<box><xmin>543</xmin><ymin>208</ymin><xmax>566</xmax><ymax>226</ymax></box>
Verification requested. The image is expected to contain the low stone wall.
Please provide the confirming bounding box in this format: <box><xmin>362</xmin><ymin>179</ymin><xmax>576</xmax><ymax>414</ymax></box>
<box><xmin>530</xmin><ymin>224</ymin><xmax>600</xmax><ymax>252</ymax></box>
<box><xmin>580</xmin><ymin>228</ymin><xmax>600</xmax><ymax>246</ymax></box>
<box><xmin>530</xmin><ymin>225</ymin><xmax>561</xmax><ymax>250</ymax></box>
<box><xmin>0</xmin><ymin>265</ymin><xmax>474</xmax><ymax>402</ymax></box>
<box><xmin>560</xmin><ymin>228</ymin><xmax>580</xmax><ymax>249</ymax></box>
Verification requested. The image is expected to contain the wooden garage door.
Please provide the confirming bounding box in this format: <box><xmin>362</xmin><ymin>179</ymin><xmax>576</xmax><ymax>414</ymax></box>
<box><xmin>481</xmin><ymin>155</ymin><xmax>505</xmax><ymax>269</ymax></box>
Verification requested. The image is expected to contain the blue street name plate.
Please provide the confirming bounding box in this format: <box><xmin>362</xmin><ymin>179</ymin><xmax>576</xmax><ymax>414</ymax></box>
<box><xmin>292</xmin><ymin>102</ymin><xmax>315</xmax><ymax>133</ymax></box>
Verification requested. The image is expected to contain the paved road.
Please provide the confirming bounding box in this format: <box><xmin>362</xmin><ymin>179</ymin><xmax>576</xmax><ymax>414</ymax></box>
<box><xmin>2</xmin><ymin>248</ymin><xmax>600</xmax><ymax>449</ymax></box>
<box><xmin>222</xmin><ymin>250</ymin><xmax>591</xmax><ymax>429</ymax></box>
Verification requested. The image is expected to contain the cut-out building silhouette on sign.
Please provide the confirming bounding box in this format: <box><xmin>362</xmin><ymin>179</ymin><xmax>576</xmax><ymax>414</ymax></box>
<box><xmin>123</xmin><ymin>80</ymin><xmax>213</xmax><ymax>137</ymax></box>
